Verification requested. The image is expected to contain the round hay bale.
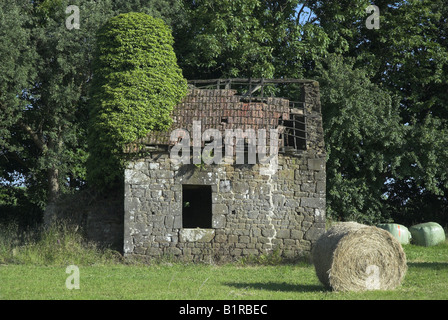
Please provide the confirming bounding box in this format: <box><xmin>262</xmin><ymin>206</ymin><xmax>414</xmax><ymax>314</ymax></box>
<box><xmin>312</xmin><ymin>222</ymin><xmax>407</xmax><ymax>291</ymax></box>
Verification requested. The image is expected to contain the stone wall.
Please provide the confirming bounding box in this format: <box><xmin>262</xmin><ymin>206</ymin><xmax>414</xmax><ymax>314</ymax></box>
<box><xmin>124</xmin><ymin>152</ymin><xmax>326</xmax><ymax>263</ymax></box>
<box><xmin>44</xmin><ymin>190</ymin><xmax>124</xmax><ymax>252</ymax></box>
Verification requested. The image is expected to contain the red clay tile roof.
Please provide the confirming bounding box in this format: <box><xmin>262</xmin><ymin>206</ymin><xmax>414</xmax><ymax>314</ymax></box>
<box><xmin>136</xmin><ymin>88</ymin><xmax>294</xmax><ymax>147</ymax></box>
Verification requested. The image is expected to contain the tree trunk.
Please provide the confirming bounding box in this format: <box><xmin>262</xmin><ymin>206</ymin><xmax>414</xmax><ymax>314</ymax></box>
<box><xmin>44</xmin><ymin>167</ymin><xmax>60</xmax><ymax>226</ymax></box>
<box><xmin>47</xmin><ymin>167</ymin><xmax>60</xmax><ymax>203</ymax></box>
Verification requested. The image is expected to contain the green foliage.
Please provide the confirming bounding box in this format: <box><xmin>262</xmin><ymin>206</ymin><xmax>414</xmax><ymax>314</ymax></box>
<box><xmin>313</xmin><ymin>54</ymin><xmax>404</xmax><ymax>224</ymax></box>
<box><xmin>0</xmin><ymin>0</ymin><xmax>186</xmax><ymax>210</ymax></box>
<box><xmin>0</xmin><ymin>0</ymin><xmax>37</xmax><ymax>188</ymax></box>
<box><xmin>179</xmin><ymin>0</ymin><xmax>276</xmax><ymax>78</ymax></box>
<box><xmin>0</xmin><ymin>187</ymin><xmax>43</xmax><ymax>228</ymax></box>
<box><xmin>0</xmin><ymin>0</ymin><xmax>35</xmax><ymax>116</ymax></box>
<box><xmin>0</xmin><ymin>0</ymin><xmax>117</xmax><ymax>207</ymax></box>
<box><xmin>386</xmin><ymin>115</ymin><xmax>448</xmax><ymax>226</ymax></box>
<box><xmin>368</xmin><ymin>1</ymin><xmax>448</xmax><ymax>225</ymax></box>
<box><xmin>112</xmin><ymin>0</ymin><xmax>187</xmax><ymax>28</ymax></box>
<box><xmin>176</xmin><ymin>0</ymin><xmax>329</xmax><ymax>79</ymax></box>
<box><xmin>1</xmin><ymin>0</ymin><xmax>446</xmax><ymax>226</ymax></box>
<box><xmin>307</xmin><ymin>0</ymin><xmax>448</xmax><ymax>224</ymax></box>
<box><xmin>87</xmin><ymin>12</ymin><xmax>187</xmax><ymax>188</ymax></box>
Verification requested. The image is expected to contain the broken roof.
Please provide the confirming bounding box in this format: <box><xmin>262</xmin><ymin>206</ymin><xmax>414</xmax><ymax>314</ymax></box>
<box><xmin>129</xmin><ymin>79</ymin><xmax>309</xmax><ymax>152</ymax></box>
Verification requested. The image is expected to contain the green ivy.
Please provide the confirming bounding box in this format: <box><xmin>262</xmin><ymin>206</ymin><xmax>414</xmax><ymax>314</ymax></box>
<box><xmin>87</xmin><ymin>12</ymin><xmax>187</xmax><ymax>189</ymax></box>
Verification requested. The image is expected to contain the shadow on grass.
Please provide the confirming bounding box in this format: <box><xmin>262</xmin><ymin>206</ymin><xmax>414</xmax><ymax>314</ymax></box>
<box><xmin>224</xmin><ymin>281</ymin><xmax>327</xmax><ymax>293</ymax></box>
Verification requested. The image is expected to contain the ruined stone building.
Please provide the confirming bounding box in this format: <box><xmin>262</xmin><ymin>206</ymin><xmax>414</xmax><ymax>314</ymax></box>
<box><xmin>123</xmin><ymin>79</ymin><xmax>326</xmax><ymax>262</ymax></box>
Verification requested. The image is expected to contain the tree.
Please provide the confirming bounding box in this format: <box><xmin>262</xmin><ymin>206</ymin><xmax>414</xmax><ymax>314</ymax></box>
<box><xmin>112</xmin><ymin>0</ymin><xmax>187</xmax><ymax>28</ymax></box>
<box><xmin>312</xmin><ymin>54</ymin><xmax>405</xmax><ymax>224</ymax></box>
<box><xmin>1</xmin><ymin>0</ymin><xmax>119</xmax><ymax>208</ymax></box>
<box><xmin>307</xmin><ymin>0</ymin><xmax>448</xmax><ymax>224</ymax></box>
<box><xmin>0</xmin><ymin>0</ymin><xmax>37</xmax><ymax>187</ymax></box>
<box><xmin>87</xmin><ymin>12</ymin><xmax>187</xmax><ymax>189</ymax></box>
<box><xmin>175</xmin><ymin>0</ymin><xmax>329</xmax><ymax>79</ymax></box>
<box><xmin>1</xmin><ymin>0</ymin><xmax>186</xmax><ymax>211</ymax></box>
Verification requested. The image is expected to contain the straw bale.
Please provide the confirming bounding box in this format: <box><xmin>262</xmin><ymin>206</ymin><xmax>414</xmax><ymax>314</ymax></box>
<box><xmin>312</xmin><ymin>222</ymin><xmax>407</xmax><ymax>291</ymax></box>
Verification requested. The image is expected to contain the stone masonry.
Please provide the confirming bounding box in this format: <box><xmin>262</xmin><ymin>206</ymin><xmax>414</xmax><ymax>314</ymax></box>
<box><xmin>124</xmin><ymin>79</ymin><xmax>326</xmax><ymax>262</ymax></box>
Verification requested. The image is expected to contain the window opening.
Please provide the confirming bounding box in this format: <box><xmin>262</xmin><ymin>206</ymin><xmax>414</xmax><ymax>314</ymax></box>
<box><xmin>182</xmin><ymin>185</ymin><xmax>212</xmax><ymax>228</ymax></box>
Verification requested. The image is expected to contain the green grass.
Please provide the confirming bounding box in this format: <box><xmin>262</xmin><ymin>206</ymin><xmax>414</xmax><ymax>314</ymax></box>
<box><xmin>0</xmin><ymin>224</ymin><xmax>447</xmax><ymax>300</ymax></box>
<box><xmin>1</xmin><ymin>255</ymin><xmax>448</xmax><ymax>300</ymax></box>
<box><xmin>0</xmin><ymin>222</ymin><xmax>120</xmax><ymax>266</ymax></box>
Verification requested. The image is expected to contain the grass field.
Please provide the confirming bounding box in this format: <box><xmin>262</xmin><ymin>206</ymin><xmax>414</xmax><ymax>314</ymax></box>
<box><xmin>1</xmin><ymin>239</ymin><xmax>447</xmax><ymax>300</ymax></box>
